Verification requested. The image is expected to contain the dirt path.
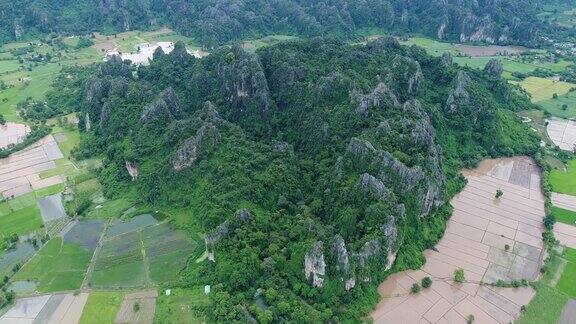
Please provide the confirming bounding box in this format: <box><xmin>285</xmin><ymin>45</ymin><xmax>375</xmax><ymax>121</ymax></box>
<box><xmin>140</xmin><ymin>230</ymin><xmax>152</xmax><ymax>286</ymax></box>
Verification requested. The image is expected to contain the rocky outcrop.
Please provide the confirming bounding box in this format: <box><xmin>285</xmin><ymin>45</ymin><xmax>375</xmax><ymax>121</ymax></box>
<box><xmin>484</xmin><ymin>58</ymin><xmax>503</xmax><ymax>77</ymax></box>
<box><xmin>381</xmin><ymin>217</ymin><xmax>398</xmax><ymax>271</ymax></box>
<box><xmin>446</xmin><ymin>71</ymin><xmax>471</xmax><ymax>114</ymax></box>
<box><xmin>125</xmin><ymin>161</ymin><xmax>139</xmax><ymax>181</ymax></box>
<box><xmin>387</xmin><ymin>55</ymin><xmax>423</xmax><ymax>96</ymax></box>
<box><xmin>357</xmin><ymin>239</ymin><xmax>381</xmax><ymax>269</ymax></box>
<box><xmin>347</xmin><ymin>137</ymin><xmax>426</xmax><ymax>194</ymax></box>
<box><xmin>140</xmin><ymin>87</ymin><xmax>182</xmax><ymax>124</ymax></box>
<box><xmin>99</xmin><ymin>55</ymin><xmax>131</xmax><ymax>78</ymax></box>
<box><xmin>172</xmin><ymin>123</ymin><xmax>220</xmax><ymax>171</ymax></box>
<box><xmin>99</xmin><ymin>102</ymin><xmax>111</xmax><ymax>129</ymax></box>
<box><xmin>205</xmin><ymin>209</ymin><xmax>252</xmax><ymax>261</ymax></box>
<box><xmin>333</xmin><ymin>235</ymin><xmax>355</xmax><ymax>291</ymax></box>
<box><xmin>441</xmin><ymin>52</ymin><xmax>453</xmax><ymax>67</ymax></box>
<box><xmin>304</xmin><ymin>241</ymin><xmax>326</xmax><ymax>288</ymax></box>
<box><xmin>85</xmin><ymin>113</ymin><xmax>91</xmax><ymax>131</ymax></box>
<box><xmin>273</xmin><ymin>141</ymin><xmax>290</xmax><ymax>152</ymax></box>
<box><xmin>359</xmin><ymin>173</ymin><xmax>389</xmax><ymax>200</ymax></box>
<box><xmin>352</xmin><ymin>83</ymin><xmax>400</xmax><ymax>116</ymax></box>
<box><xmin>217</xmin><ymin>47</ymin><xmax>272</xmax><ymax>118</ymax></box>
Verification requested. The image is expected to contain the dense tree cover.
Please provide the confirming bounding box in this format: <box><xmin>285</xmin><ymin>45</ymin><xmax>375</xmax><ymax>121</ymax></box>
<box><xmin>45</xmin><ymin>38</ymin><xmax>539</xmax><ymax>322</ymax></box>
<box><xmin>0</xmin><ymin>0</ymin><xmax>564</xmax><ymax>47</ymax></box>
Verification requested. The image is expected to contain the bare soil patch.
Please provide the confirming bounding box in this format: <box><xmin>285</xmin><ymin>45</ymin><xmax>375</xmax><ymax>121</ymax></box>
<box><xmin>115</xmin><ymin>290</ymin><xmax>158</xmax><ymax>324</ymax></box>
<box><xmin>454</xmin><ymin>44</ymin><xmax>527</xmax><ymax>56</ymax></box>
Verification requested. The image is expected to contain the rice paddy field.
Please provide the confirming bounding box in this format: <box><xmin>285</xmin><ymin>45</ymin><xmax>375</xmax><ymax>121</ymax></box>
<box><xmin>12</xmin><ymin>237</ymin><xmax>91</xmax><ymax>292</ymax></box>
<box><xmin>552</xmin><ymin>206</ymin><xmax>576</xmax><ymax>225</ymax></box>
<box><xmin>12</xmin><ymin>220</ymin><xmax>105</xmax><ymax>293</ymax></box>
<box><xmin>89</xmin><ymin>215</ymin><xmax>196</xmax><ymax>289</ymax></box>
<box><xmin>79</xmin><ymin>291</ymin><xmax>124</xmax><ymax>324</ymax></box>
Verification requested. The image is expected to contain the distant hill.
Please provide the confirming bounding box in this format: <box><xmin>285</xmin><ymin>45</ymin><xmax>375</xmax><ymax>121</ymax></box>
<box><xmin>0</xmin><ymin>0</ymin><xmax>564</xmax><ymax>47</ymax></box>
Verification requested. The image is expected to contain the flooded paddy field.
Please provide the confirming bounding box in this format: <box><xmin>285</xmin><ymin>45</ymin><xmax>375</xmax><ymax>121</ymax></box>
<box><xmin>372</xmin><ymin>157</ymin><xmax>545</xmax><ymax>323</ymax></box>
<box><xmin>0</xmin><ymin>292</ymin><xmax>88</xmax><ymax>323</ymax></box>
<box><xmin>547</xmin><ymin>118</ymin><xmax>576</xmax><ymax>151</ymax></box>
<box><xmin>0</xmin><ymin>135</ymin><xmax>64</xmax><ymax>199</ymax></box>
<box><xmin>0</xmin><ymin>122</ymin><xmax>30</xmax><ymax>149</ymax></box>
<box><xmin>89</xmin><ymin>215</ymin><xmax>195</xmax><ymax>289</ymax></box>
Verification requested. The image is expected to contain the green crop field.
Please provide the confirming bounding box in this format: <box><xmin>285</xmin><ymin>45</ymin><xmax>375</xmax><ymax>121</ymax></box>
<box><xmin>513</xmin><ymin>77</ymin><xmax>575</xmax><ymax>102</ymax></box>
<box><xmin>517</xmin><ymin>282</ymin><xmax>570</xmax><ymax>324</ymax></box>
<box><xmin>557</xmin><ymin>260</ymin><xmax>576</xmax><ymax>298</ymax></box>
<box><xmin>79</xmin><ymin>291</ymin><xmax>124</xmax><ymax>324</ymax></box>
<box><xmin>538</xmin><ymin>90</ymin><xmax>576</xmax><ymax>118</ymax></box>
<box><xmin>551</xmin><ymin>206</ymin><xmax>576</xmax><ymax>225</ymax></box>
<box><xmin>401</xmin><ymin>37</ymin><xmax>458</xmax><ymax>57</ymax></box>
<box><xmin>90</xmin><ymin>221</ymin><xmax>196</xmax><ymax>288</ymax></box>
<box><xmin>154</xmin><ymin>287</ymin><xmax>210</xmax><ymax>324</ymax></box>
<box><xmin>91</xmin><ymin>231</ymin><xmax>146</xmax><ymax>288</ymax></box>
<box><xmin>550</xmin><ymin>160</ymin><xmax>576</xmax><ymax>196</ymax></box>
<box><xmin>13</xmin><ymin>237</ymin><xmax>92</xmax><ymax>292</ymax></box>
<box><xmin>0</xmin><ymin>205</ymin><xmax>42</xmax><ymax>239</ymax></box>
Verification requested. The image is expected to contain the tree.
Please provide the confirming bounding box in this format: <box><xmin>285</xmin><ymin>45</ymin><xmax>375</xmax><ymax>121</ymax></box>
<box><xmin>467</xmin><ymin>314</ymin><xmax>475</xmax><ymax>323</ymax></box>
<box><xmin>553</xmin><ymin>93</ymin><xmax>558</xmax><ymax>99</ymax></box>
<box><xmin>454</xmin><ymin>268</ymin><xmax>465</xmax><ymax>283</ymax></box>
<box><xmin>411</xmin><ymin>283</ymin><xmax>421</xmax><ymax>294</ymax></box>
<box><xmin>495</xmin><ymin>189</ymin><xmax>503</xmax><ymax>198</ymax></box>
<box><xmin>0</xmin><ymin>114</ymin><xmax>5</xmax><ymax>125</ymax></box>
<box><xmin>422</xmin><ymin>276</ymin><xmax>432</xmax><ymax>288</ymax></box>
<box><xmin>562</xmin><ymin>104</ymin><xmax>568</xmax><ymax>111</ymax></box>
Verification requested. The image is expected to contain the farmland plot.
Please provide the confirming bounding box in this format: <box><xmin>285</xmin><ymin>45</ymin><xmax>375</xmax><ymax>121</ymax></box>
<box><xmin>13</xmin><ymin>220</ymin><xmax>104</xmax><ymax>293</ymax></box>
<box><xmin>372</xmin><ymin>157</ymin><xmax>544</xmax><ymax>324</ymax></box>
<box><xmin>88</xmin><ymin>215</ymin><xmax>195</xmax><ymax>288</ymax></box>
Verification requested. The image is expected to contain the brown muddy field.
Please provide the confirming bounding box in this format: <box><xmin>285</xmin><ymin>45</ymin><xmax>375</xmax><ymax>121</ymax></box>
<box><xmin>372</xmin><ymin>157</ymin><xmax>544</xmax><ymax>323</ymax></box>
<box><xmin>115</xmin><ymin>290</ymin><xmax>158</xmax><ymax>324</ymax></box>
<box><xmin>0</xmin><ymin>135</ymin><xmax>64</xmax><ymax>198</ymax></box>
<box><xmin>0</xmin><ymin>292</ymin><xmax>89</xmax><ymax>323</ymax></box>
<box><xmin>0</xmin><ymin>122</ymin><xmax>30</xmax><ymax>149</ymax></box>
<box><xmin>454</xmin><ymin>44</ymin><xmax>527</xmax><ymax>56</ymax></box>
<box><xmin>547</xmin><ymin>118</ymin><xmax>576</xmax><ymax>151</ymax></box>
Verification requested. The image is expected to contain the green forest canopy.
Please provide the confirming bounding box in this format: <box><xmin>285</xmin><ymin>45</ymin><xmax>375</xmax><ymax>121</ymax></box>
<box><xmin>44</xmin><ymin>38</ymin><xmax>540</xmax><ymax>321</ymax></box>
<box><xmin>0</xmin><ymin>0</ymin><xmax>572</xmax><ymax>47</ymax></box>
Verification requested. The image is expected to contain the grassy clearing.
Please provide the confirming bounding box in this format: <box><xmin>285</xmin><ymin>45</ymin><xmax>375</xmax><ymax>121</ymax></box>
<box><xmin>513</xmin><ymin>77</ymin><xmax>575</xmax><ymax>102</ymax></box>
<box><xmin>13</xmin><ymin>237</ymin><xmax>92</xmax><ymax>292</ymax></box>
<box><xmin>564</xmin><ymin>247</ymin><xmax>576</xmax><ymax>263</ymax></box>
<box><xmin>551</xmin><ymin>206</ymin><xmax>576</xmax><ymax>225</ymax></box>
<box><xmin>0</xmin><ymin>205</ymin><xmax>42</xmax><ymax>239</ymax></box>
<box><xmin>79</xmin><ymin>291</ymin><xmax>124</xmax><ymax>324</ymax></box>
<box><xmin>539</xmin><ymin>90</ymin><xmax>576</xmax><ymax>119</ymax></box>
<box><xmin>400</xmin><ymin>37</ymin><xmax>457</xmax><ymax>57</ymax></box>
<box><xmin>86</xmin><ymin>197</ymin><xmax>134</xmax><ymax>219</ymax></box>
<box><xmin>154</xmin><ymin>287</ymin><xmax>210</xmax><ymax>324</ymax></box>
<box><xmin>557</xmin><ymin>260</ymin><xmax>576</xmax><ymax>298</ymax></box>
<box><xmin>54</xmin><ymin>130</ymin><xmax>80</xmax><ymax>158</ymax></box>
<box><xmin>516</xmin><ymin>282</ymin><xmax>570</xmax><ymax>324</ymax></box>
<box><xmin>34</xmin><ymin>183</ymin><xmax>65</xmax><ymax>197</ymax></box>
<box><xmin>550</xmin><ymin>159</ymin><xmax>576</xmax><ymax>196</ymax></box>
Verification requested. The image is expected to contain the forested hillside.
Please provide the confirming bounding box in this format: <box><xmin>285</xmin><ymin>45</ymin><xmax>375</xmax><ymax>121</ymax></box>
<box><xmin>47</xmin><ymin>38</ymin><xmax>540</xmax><ymax>321</ymax></box>
<box><xmin>0</xmin><ymin>0</ymin><xmax>561</xmax><ymax>46</ymax></box>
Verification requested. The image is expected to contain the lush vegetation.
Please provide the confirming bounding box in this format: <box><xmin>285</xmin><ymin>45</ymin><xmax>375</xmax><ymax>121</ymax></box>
<box><xmin>79</xmin><ymin>291</ymin><xmax>124</xmax><ymax>324</ymax></box>
<box><xmin>550</xmin><ymin>159</ymin><xmax>576</xmax><ymax>195</ymax></box>
<box><xmin>38</xmin><ymin>36</ymin><xmax>541</xmax><ymax>321</ymax></box>
<box><xmin>551</xmin><ymin>206</ymin><xmax>576</xmax><ymax>225</ymax></box>
<box><xmin>13</xmin><ymin>237</ymin><xmax>92</xmax><ymax>292</ymax></box>
<box><xmin>0</xmin><ymin>0</ymin><xmax>565</xmax><ymax>47</ymax></box>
